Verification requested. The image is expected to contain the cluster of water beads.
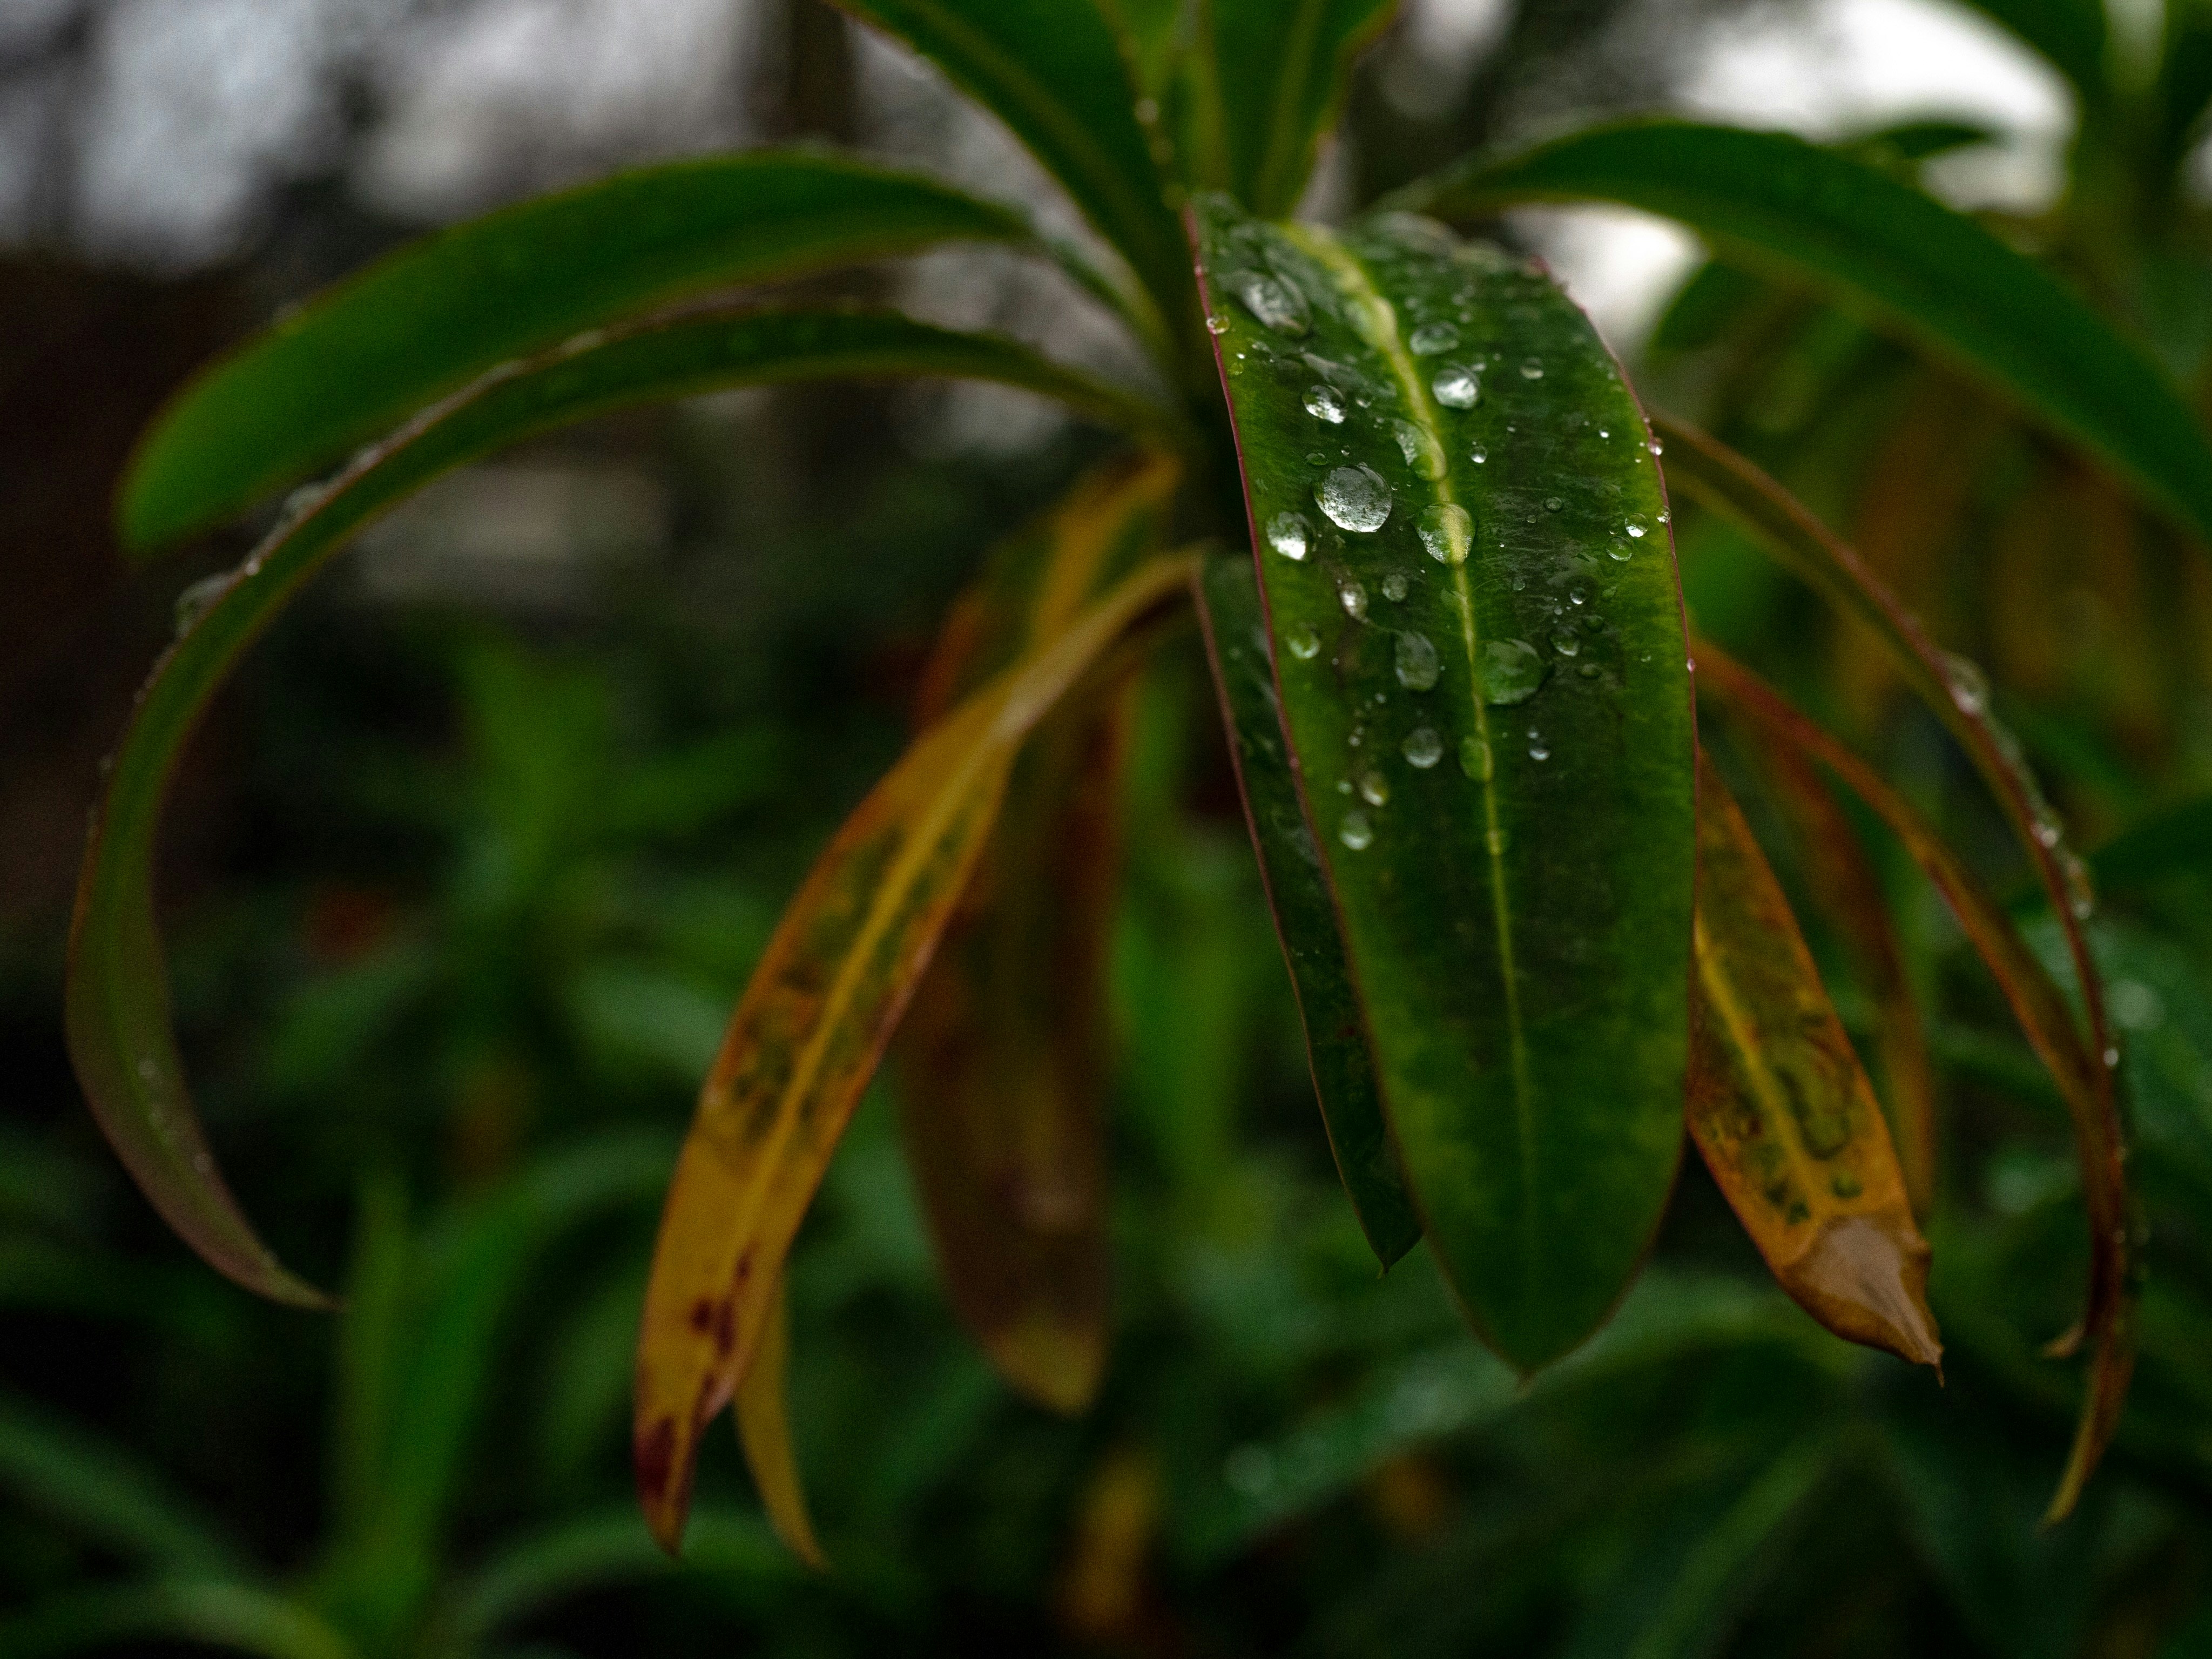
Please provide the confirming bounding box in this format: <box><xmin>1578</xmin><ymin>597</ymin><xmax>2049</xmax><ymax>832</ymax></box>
<box><xmin>1316</xmin><ymin>464</ymin><xmax>1393</xmax><ymax>533</ymax></box>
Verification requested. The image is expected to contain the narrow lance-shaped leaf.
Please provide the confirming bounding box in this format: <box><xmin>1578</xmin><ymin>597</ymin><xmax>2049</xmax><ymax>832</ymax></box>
<box><xmin>1195</xmin><ymin>551</ymin><xmax>1420</xmax><ymax>1266</ymax></box>
<box><xmin>1653</xmin><ymin>415</ymin><xmax>2116</xmax><ymax>1216</ymax></box>
<box><xmin>1195</xmin><ymin>0</ymin><xmax>1395</xmax><ymax>217</ymax></box>
<box><xmin>1749</xmin><ymin>736</ymin><xmax>1940</xmax><ymax>1216</ymax></box>
<box><xmin>831</xmin><ymin>0</ymin><xmax>1193</xmax><ymax>342</ymax></box>
<box><xmin>896</xmin><ymin>454</ymin><xmax>1178</xmax><ymax>1411</ymax></box>
<box><xmin>69</xmin><ymin>305</ymin><xmax>1158</xmax><ymax>1308</ymax></box>
<box><xmin>1694</xmin><ymin>644</ymin><xmax>2132</xmax><ymax>1521</ymax></box>
<box><xmin>1390</xmin><ymin>123</ymin><xmax>2212</xmax><ymax>546</ymax></box>
<box><xmin>1688</xmin><ymin>755</ymin><xmax>1941</xmax><ymax>1367</ymax></box>
<box><xmin>634</xmin><ymin>553</ymin><xmax>1197</xmax><ymax>1555</ymax></box>
<box><xmin>1195</xmin><ymin>197</ymin><xmax>1696</xmax><ymax>1369</ymax></box>
<box><xmin>120</xmin><ymin>152</ymin><xmax>1128</xmax><ymax>551</ymax></box>
<box><xmin>733</xmin><ymin>1273</ymin><xmax>824</xmax><ymax>1569</ymax></box>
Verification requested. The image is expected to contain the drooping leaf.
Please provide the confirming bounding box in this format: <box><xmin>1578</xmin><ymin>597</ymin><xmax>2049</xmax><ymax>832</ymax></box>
<box><xmin>1194</xmin><ymin>197</ymin><xmax>1696</xmax><ymax>1370</ymax></box>
<box><xmin>1391</xmin><ymin>123</ymin><xmax>2212</xmax><ymax>545</ymax></box>
<box><xmin>1193</xmin><ymin>551</ymin><xmax>1420</xmax><ymax>1266</ymax></box>
<box><xmin>1195</xmin><ymin>0</ymin><xmax>1396</xmax><ymax>217</ymax></box>
<box><xmin>831</xmin><ymin>0</ymin><xmax>1193</xmax><ymax>338</ymax></box>
<box><xmin>1688</xmin><ymin>756</ymin><xmax>1941</xmax><ymax>1368</ymax></box>
<box><xmin>1654</xmin><ymin>415</ymin><xmax>2118</xmax><ymax>1218</ymax></box>
<box><xmin>119</xmin><ymin>152</ymin><xmax>1116</xmax><ymax>550</ymax></box>
<box><xmin>1694</xmin><ymin>644</ymin><xmax>2131</xmax><ymax>1521</ymax></box>
<box><xmin>69</xmin><ymin>306</ymin><xmax>1158</xmax><ymax>1309</ymax></box>
<box><xmin>633</xmin><ymin>553</ymin><xmax>1197</xmax><ymax>1554</ymax></box>
<box><xmin>896</xmin><ymin>454</ymin><xmax>1178</xmax><ymax>1412</ymax></box>
<box><xmin>733</xmin><ymin>1272</ymin><xmax>825</xmax><ymax>1569</ymax></box>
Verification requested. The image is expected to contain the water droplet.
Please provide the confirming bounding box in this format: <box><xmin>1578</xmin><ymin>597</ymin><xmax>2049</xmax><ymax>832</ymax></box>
<box><xmin>2112</xmin><ymin>979</ymin><xmax>2166</xmax><ymax>1030</ymax></box>
<box><xmin>1485</xmin><ymin>825</ymin><xmax>1509</xmax><ymax>854</ymax></box>
<box><xmin>1403</xmin><ymin>726</ymin><xmax>1444</xmax><ymax>768</ymax></box>
<box><xmin>1648</xmin><ymin>435</ymin><xmax>1665</xmax><ymax>456</ymax></box>
<box><xmin>1305</xmin><ymin>385</ymin><xmax>1346</xmax><ymax>423</ymax></box>
<box><xmin>1624</xmin><ymin>518</ymin><xmax>1648</xmax><ymax>539</ymax></box>
<box><xmin>1225</xmin><ymin>269</ymin><xmax>1310</xmax><ymax>335</ymax></box>
<box><xmin>1527</xmin><ymin>727</ymin><xmax>1550</xmax><ymax>761</ymax></box>
<box><xmin>1382</xmin><ymin>571</ymin><xmax>1409</xmax><ymax>602</ymax></box>
<box><xmin>1478</xmin><ymin>639</ymin><xmax>1547</xmax><ymax>705</ymax></box>
<box><xmin>1656</xmin><ymin>509</ymin><xmax>1670</xmax><ymax>523</ymax></box>
<box><xmin>1416</xmin><ymin>501</ymin><xmax>1472</xmax><ymax>564</ymax></box>
<box><xmin>1941</xmin><ymin>650</ymin><xmax>1990</xmax><ymax>717</ymax></box>
<box><xmin>1468</xmin><ymin>443</ymin><xmax>1488</xmax><ymax>465</ymax></box>
<box><xmin>1552</xmin><ymin>630</ymin><xmax>1580</xmax><ymax>657</ymax></box>
<box><xmin>1607</xmin><ymin>541</ymin><xmax>1633</xmax><ymax>562</ymax></box>
<box><xmin>1568</xmin><ymin>585</ymin><xmax>1586</xmax><ymax>606</ymax></box>
<box><xmin>1409</xmin><ymin>321</ymin><xmax>1460</xmax><ymax>356</ymax></box>
<box><xmin>1460</xmin><ymin>734</ymin><xmax>1493</xmax><ymax>780</ymax></box>
<box><xmin>2103</xmin><ymin>1045</ymin><xmax>2121</xmax><ymax>1069</ymax></box>
<box><xmin>1286</xmin><ymin>627</ymin><xmax>1321</xmax><ymax>660</ymax></box>
<box><xmin>1316</xmin><ymin>465</ymin><xmax>1392</xmax><ymax>532</ymax></box>
<box><xmin>136</xmin><ymin>1057</ymin><xmax>158</xmax><ymax>1082</ymax></box>
<box><xmin>1393</xmin><ymin>420</ymin><xmax>1447</xmax><ymax>480</ymax></box>
<box><xmin>1339</xmin><ymin>811</ymin><xmax>1375</xmax><ymax>850</ymax></box>
<box><xmin>1359</xmin><ymin>769</ymin><xmax>1391</xmax><ymax>807</ymax></box>
<box><xmin>1519</xmin><ymin>357</ymin><xmax>1544</xmax><ymax>380</ymax></box>
<box><xmin>1267</xmin><ymin>510</ymin><xmax>1310</xmax><ymax>561</ymax></box>
<box><xmin>2032</xmin><ymin>812</ymin><xmax>2062</xmax><ymax>848</ymax></box>
<box><xmin>1578</xmin><ymin>662</ymin><xmax>1602</xmax><ymax>678</ymax></box>
<box><xmin>2060</xmin><ymin>847</ymin><xmax>2096</xmax><ymax>920</ymax></box>
<box><xmin>1598</xmin><ymin>428</ymin><xmax>1610</xmax><ymax>439</ymax></box>
<box><xmin>1395</xmin><ymin>632</ymin><xmax>1441</xmax><ymax>690</ymax></box>
<box><xmin>173</xmin><ymin>574</ymin><xmax>229</xmax><ymax>635</ymax></box>
<box><xmin>1206</xmin><ymin>311</ymin><xmax>1231</xmax><ymax>335</ymax></box>
<box><xmin>1432</xmin><ymin>363</ymin><xmax>1480</xmax><ymax>408</ymax></box>
<box><xmin>1339</xmin><ymin>578</ymin><xmax>1369</xmax><ymax>619</ymax></box>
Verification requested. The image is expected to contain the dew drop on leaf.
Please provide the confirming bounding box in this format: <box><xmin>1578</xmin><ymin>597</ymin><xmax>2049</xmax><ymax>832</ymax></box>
<box><xmin>1941</xmin><ymin>650</ymin><xmax>1990</xmax><ymax>716</ymax></box>
<box><xmin>1478</xmin><ymin>639</ymin><xmax>1548</xmax><ymax>705</ymax></box>
<box><xmin>1225</xmin><ymin>270</ymin><xmax>1309</xmax><ymax>335</ymax></box>
<box><xmin>1553</xmin><ymin>631</ymin><xmax>1579</xmax><ymax>657</ymax></box>
<box><xmin>1403</xmin><ymin>726</ymin><xmax>1444</xmax><ymax>768</ymax></box>
<box><xmin>1520</xmin><ymin>357</ymin><xmax>1544</xmax><ymax>380</ymax></box>
<box><xmin>1624</xmin><ymin>518</ymin><xmax>1647</xmax><ymax>538</ymax></box>
<box><xmin>173</xmin><ymin>574</ymin><xmax>230</xmax><ymax>636</ymax></box>
<box><xmin>1395</xmin><ymin>632</ymin><xmax>1441</xmax><ymax>690</ymax></box>
<box><xmin>1382</xmin><ymin>571</ymin><xmax>1408</xmax><ymax>602</ymax></box>
<box><xmin>1460</xmin><ymin>734</ymin><xmax>1493</xmax><ymax>780</ymax></box>
<box><xmin>1359</xmin><ymin>768</ymin><xmax>1391</xmax><ymax>807</ymax></box>
<box><xmin>1468</xmin><ymin>443</ymin><xmax>1488</xmax><ymax>464</ymax></box>
<box><xmin>1432</xmin><ymin>363</ymin><xmax>1480</xmax><ymax>408</ymax></box>
<box><xmin>1339</xmin><ymin>811</ymin><xmax>1375</xmax><ymax>851</ymax></box>
<box><xmin>1409</xmin><ymin>320</ymin><xmax>1460</xmax><ymax>355</ymax></box>
<box><xmin>1393</xmin><ymin>421</ymin><xmax>1447</xmax><ymax>480</ymax></box>
<box><xmin>1304</xmin><ymin>385</ymin><xmax>1346</xmax><ymax>423</ymax></box>
<box><xmin>1316</xmin><ymin>465</ymin><xmax>1392</xmax><ymax>532</ymax></box>
<box><xmin>1340</xmin><ymin>578</ymin><xmax>1368</xmax><ymax>619</ymax></box>
<box><xmin>1527</xmin><ymin>727</ymin><xmax>1550</xmax><ymax>761</ymax></box>
<box><xmin>1416</xmin><ymin>502</ymin><xmax>1472</xmax><ymax>564</ymax></box>
<box><xmin>1286</xmin><ymin>627</ymin><xmax>1321</xmax><ymax>660</ymax></box>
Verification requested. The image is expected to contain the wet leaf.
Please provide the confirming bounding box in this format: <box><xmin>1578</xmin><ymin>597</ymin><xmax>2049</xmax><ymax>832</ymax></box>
<box><xmin>1395</xmin><ymin>124</ymin><xmax>2212</xmax><ymax>545</ymax></box>
<box><xmin>1195</xmin><ymin>0</ymin><xmax>1396</xmax><ymax>216</ymax></box>
<box><xmin>69</xmin><ymin>306</ymin><xmax>1157</xmax><ymax>1309</ymax></box>
<box><xmin>1694</xmin><ymin>644</ymin><xmax>2131</xmax><ymax>1521</ymax></box>
<box><xmin>119</xmin><ymin>152</ymin><xmax>1105</xmax><ymax>550</ymax></box>
<box><xmin>1194</xmin><ymin>195</ymin><xmax>1696</xmax><ymax>1370</ymax></box>
<box><xmin>1195</xmin><ymin>551</ymin><xmax>1420</xmax><ymax>1266</ymax></box>
<box><xmin>633</xmin><ymin>553</ymin><xmax>1197</xmax><ymax>1554</ymax></box>
<box><xmin>733</xmin><ymin>1273</ymin><xmax>825</xmax><ymax>1569</ymax></box>
<box><xmin>1689</xmin><ymin>756</ymin><xmax>1941</xmax><ymax>1368</ymax></box>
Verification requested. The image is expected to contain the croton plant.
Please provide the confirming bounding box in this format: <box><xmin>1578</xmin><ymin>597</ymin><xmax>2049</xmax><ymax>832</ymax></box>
<box><xmin>72</xmin><ymin>0</ymin><xmax>2196</xmax><ymax>1565</ymax></box>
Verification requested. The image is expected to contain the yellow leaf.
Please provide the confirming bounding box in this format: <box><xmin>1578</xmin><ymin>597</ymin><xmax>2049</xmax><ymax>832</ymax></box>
<box><xmin>733</xmin><ymin>1270</ymin><xmax>825</xmax><ymax>1569</ymax></box>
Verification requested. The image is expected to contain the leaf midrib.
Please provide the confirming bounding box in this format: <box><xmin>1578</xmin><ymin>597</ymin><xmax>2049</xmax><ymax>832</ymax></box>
<box><xmin>1691</xmin><ymin>909</ymin><xmax>1816</xmax><ymax>1266</ymax></box>
<box><xmin>1285</xmin><ymin>226</ymin><xmax>1538</xmax><ymax>1266</ymax></box>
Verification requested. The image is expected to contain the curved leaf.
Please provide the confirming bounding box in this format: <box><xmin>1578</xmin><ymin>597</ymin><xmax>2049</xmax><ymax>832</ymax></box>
<box><xmin>1694</xmin><ymin>644</ymin><xmax>2131</xmax><ymax>1522</ymax></box>
<box><xmin>1689</xmin><ymin>757</ymin><xmax>1940</xmax><ymax>1368</ymax></box>
<box><xmin>633</xmin><ymin>553</ymin><xmax>1197</xmax><ymax>1555</ymax></box>
<box><xmin>70</xmin><ymin>306</ymin><xmax>1156</xmax><ymax>1308</ymax></box>
<box><xmin>120</xmin><ymin>151</ymin><xmax>1097</xmax><ymax>550</ymax></box>
<box><xmin>1392</xmin><ymin>123</ymin><xmax>2212</xmax><ymax>545</ymax></box>
<box><xmin>1195</xmin><ymin>197</ymin><xmax>1696</xmax><ymax>1370</ymax></box>
<box><xmin>896</xmin><ymin>455</ymin><xmax>1179</xmax><ymax>1411</ymax></box>
<box><xmin>831</xmin><ymin>0</ymin><xmax>1192</xmax><ymax>335</ymax></box>
<box><xmin>1194</xmin><ymin>551</ymin><xmax>1420</xmax><ymax>1266</ymax></box>
<box><xmin>733</xmin><ymin>1273</ymin><xmax>825</xmax><ymax>1569</ymax></box>
<box><xmin>1197</xmin><ymin>0</ymin><xmax>1395</xmax><ymax>217</ymax></box>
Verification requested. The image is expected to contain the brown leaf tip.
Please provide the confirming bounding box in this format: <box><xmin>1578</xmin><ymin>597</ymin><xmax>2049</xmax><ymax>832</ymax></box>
<box><xmin>1797</xmin><ymin>1215</ymin><xmax>1944</xmax><ymax>1368</ymax></box>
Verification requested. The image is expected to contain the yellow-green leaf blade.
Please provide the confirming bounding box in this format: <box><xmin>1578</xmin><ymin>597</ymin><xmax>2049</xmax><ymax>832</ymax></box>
<box><xmin>633</xmin><ymin>554</ymin><xmax>1196</xmax><ymax>1554</ymax></box>
<box><xmin>1396</xmin><ymin>122</ymin><xmax>2212</xmax><ymax>546</ymax></box>
<box><xmin>1195</xmin><ymin>197</ymin><xmax>1696</xmax><ymax>1370</ymax></box>
<box><xmin>1689</xmin><ymin>756</ymin><xmax>1940</xmax><ymax>1368</ymax></box>
<box><xmin>732</xmin><ymin>1273</ymin><xmax>825</xmax><ymax>1570</ymax></box>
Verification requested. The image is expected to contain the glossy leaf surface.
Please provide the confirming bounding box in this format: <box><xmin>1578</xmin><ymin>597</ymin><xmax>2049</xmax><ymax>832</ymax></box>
<box><xmin>1195</xmin><ymin>552</ymin><xmax>1420</xmax><ymax>1266</ymax></box>
<box><xmin>1395</xmin><ymin>123</ymin><xmax>2212</xmax><ymax>544</ymax></box>
<box><xmin>1197</xmin><ymin>0</ymin><xmax>1395</xmax><ymax>216</ymax></box>
<box><xmin>732</xmin><ymin>1274</ymin><xmax>824</xmax><ymax>1569</ymax></box>
<box><xmin>633</xmin><ymin>553</ymin><xmax>1196</xmax><ymax>1554</ymax></box>
<box><xmin>832</xmin><ymin>0</ymin><xmax>1190</xmax><ymax>331</ymax></box>
<box><xmin>897</xmin><ymin>455</ymin><xmax>1178</xmax><ymax>1410</ymax></box>
<box><xmin>1695</xmin><ymin>646</ymin><xmax>2130</xmax><ymax>1521</ymax></box>
<box><xmin>1195</xmin><ymin>197</ymin><xmax>1696</xmax><ymax>1370</ymax></box>
<box><xmin>69</xmin><ymin>305</ymin><xmax>1151</xmax><ymax>1307</ymax></box>
<box><xmin>120</xmin><ymin>152</ymin><xmax>1074</xmax><ymax>549</ymax></box>
<box><xmin>1689</xmin><ymin>758</ymin><xmax>1940</xmax><ymax>1368</ymax></box>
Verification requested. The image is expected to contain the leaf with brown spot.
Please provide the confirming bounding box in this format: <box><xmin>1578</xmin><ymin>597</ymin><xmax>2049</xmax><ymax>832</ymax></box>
<box><xmin>1689</xmin><ymin>753</ymin><xmax>1940</xmax><ymax>1368</ymax></box>
<box><xmin>734</xmin><ymin>1271</ymin><xmax>825</xmax><ymax>1570</ymax></box>
<box><xmin>634</xmin><ymin>552</ymin><xmax>1197</xmax><ymax>1555</ymax></box>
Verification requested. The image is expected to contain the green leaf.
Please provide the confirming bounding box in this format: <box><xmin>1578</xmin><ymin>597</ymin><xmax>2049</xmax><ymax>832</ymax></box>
<box><xmin>831</xmin><ymin>0</ymin><xmax>1191</xmax><ymax>333</ymax></box>
<box><xmin>120</xmin><ymin>151</ymin><xmax>1092</xmax><ymax>550</ymax></box>
<box><xmin>1391</xmin><ymin>122</ymin><xmax>2212</xmax><ymax>546</ymax></box>
<box><xmin>69</xmin><ymin>306</ymin><xmax>1158</xmax><ymax>1310</ymax></box>
<box><xmin>0</xmin><ymin>1583</ymin><xmax>358</xmax><ymax>1659</ymax></box>
<box><xmin>1193</xmin><ymin>198</ymin><xmax>1695</xmax><ymax>1370</ymax></box>
<box><xmin>1195</xmin><ymin>0</ymin><xmax>1396</xmax><ymax>217</ymax></box>
<box><xmin>1954</xmin><ymin>0</ymin><xmax>2108</xmax><ymax>109</ymax></box>
<box><xmin>1195</xmin><ymin>551</ymin><xmax>1420</xmax><ymax>1267</ymax></box>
